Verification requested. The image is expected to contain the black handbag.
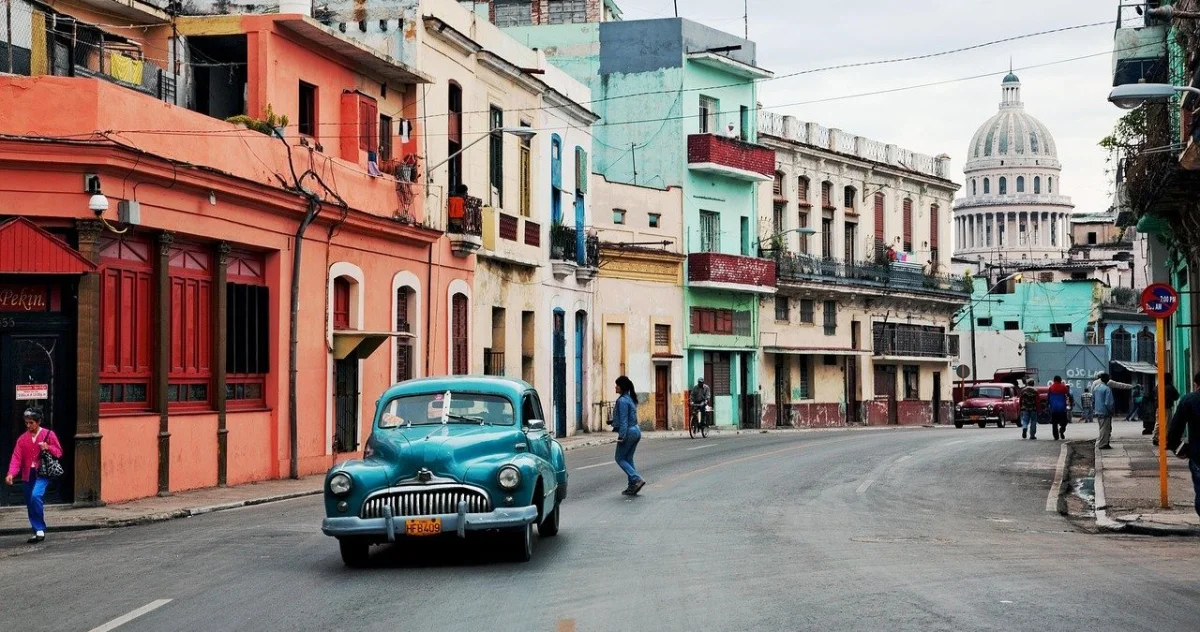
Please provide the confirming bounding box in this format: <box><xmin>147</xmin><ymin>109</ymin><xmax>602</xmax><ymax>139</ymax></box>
<box><xmin>35</xmin><ymin>431</ymin><xmax>64</xmax><ymax>478</ymax></box>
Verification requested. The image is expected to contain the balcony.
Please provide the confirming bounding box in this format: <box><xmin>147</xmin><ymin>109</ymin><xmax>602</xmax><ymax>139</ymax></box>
<box><xmin>550</xmin><ymin>224</ymin><xmax>600</xmax><ymax>282</ymax></box>
<box><xmin>772</xmin><ymin>252</ymin><xmax>971</xmax><ymax>299</ymax></box>
<box><xmin>686</xmin><ymin>134</ymin><xmax>775</xmax><ymax>182</ymax></box>
<box><xmin>1112</xmin><ymin>2</ymin><xmax>1169</xmax><ymax>88</ymax></box>
<box><xmin>687</xmin><ymin>252</ymin><xmax>776</xmax><ymax>294</ymax></box>
<box><xmin>447</xmin><ymin>195</ymin><xmax>483</xmax><ymax>257</ymax></box>
<box><xmin>872</xmin><ymin>323</ymin><xmax>951</xmax><ymax>359</ymax></box>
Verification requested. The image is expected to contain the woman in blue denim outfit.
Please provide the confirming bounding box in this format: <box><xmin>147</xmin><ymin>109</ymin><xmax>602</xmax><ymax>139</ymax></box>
<box><xmin>612</xmin><ymin>376</ymin><xmax>646</xmax><ymax>496</ymax></box>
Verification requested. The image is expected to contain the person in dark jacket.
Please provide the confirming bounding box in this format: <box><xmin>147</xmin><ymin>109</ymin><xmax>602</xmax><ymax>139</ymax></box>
<box><xmin>1048</xmin><ymin>376</ymin><xmax>1070</xmax><ymax>441</ymax></box>
<box><xmin>1165</xmin><ymin>372</ymin><xmax>1200</xmax><ymax>518</ymax></box>
<box><xmin>1152</xmin><ymin>375</ymin><xmax>1182</xmax><ymax>445</ymax></box>
<box><xmin>1019</xmin><ymin>382</ymin><xmax>1040</xmax><ymax>440</ymax></box>
<box><xmin>612</xmin><ymin>376</ymin><xmax>646</xmax><ymax>496</ymax></box>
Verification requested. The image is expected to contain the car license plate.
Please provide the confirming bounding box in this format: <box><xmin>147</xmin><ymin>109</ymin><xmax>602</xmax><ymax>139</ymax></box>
<box><xmin>405</xmin><ymin>518</ymin><xmax>441</xmax><ymax>536</ymax></box>
<box><xmin>970</xmin><ymin>415</ymin><xmax>980</xmax><ymax>420</ymax></box>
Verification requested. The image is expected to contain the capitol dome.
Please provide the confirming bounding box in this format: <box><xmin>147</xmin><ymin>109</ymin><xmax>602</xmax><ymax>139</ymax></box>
<box><xmin>953</xmin><ymin>72</ymin><xmax>1073</xmax><ymax>265</ymax></box>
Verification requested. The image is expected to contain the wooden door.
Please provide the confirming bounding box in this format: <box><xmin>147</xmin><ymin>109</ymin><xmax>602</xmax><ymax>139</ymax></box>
<box><xmin>874</xmin><ymin>365</ymin><xmax>898</xmax><ymax>425</ymax></box>
<box><xmin>654</xmin><ymin>365</ymin><xmax>669</xmax><ymax>431</ymax></box>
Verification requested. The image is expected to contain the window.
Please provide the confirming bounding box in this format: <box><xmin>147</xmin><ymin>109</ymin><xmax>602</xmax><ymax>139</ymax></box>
<box><xmin>733</xmin><ymin>311</ymin><xmax>752</xmax><ymax>337</ymax></box>
<box><xmin>547</xmin><ymin>0</ymin><xmax>588</xmax><ymax>24</ymax></box>
<box><xmin>298</xmin><ymin>81</ymin><xmax>317</xmax><ymax>137</ymax></box>
<box><xmin>1050</xmin><ymin>323</ymin><xmax>1072</xmax><ymax>338</ymax></box>
<box><xmin>699</xmin><ymin>95</ymin><xmax>718</xmax><ymax>134</ymax></box>
<box><xmin>333</xmin><ymin>277</ymin><xmax>351</xmax><ymax>330</ymax></box>
<box><xmin>797</xmin><ymin>177</ymin><xmax>810</xmax><ymax>205</ymax></box>
<box><xmin>821</xmin><ymin>218</ymin><xmax>833</xmax><ymax>259</ymax></box>
<box><xmin>1016</xmin><ymin>176</ymin><xmax>1025</xmax><ymax>193</ymax></box>
<box><xmin>485</xmin><ymin>306</ymin><xmax>505</xmax><ymax>376</ymax></box>
<box><xmin>452</xmin><ymin>293</ymin><xmax>469</xmax><ymax>375</ymax></box>
<box><xmin>798</xmin><ymin>356</ymin><xmax>812</xmax><ymax>399</ymax></box>
<box><xmin>168</xmin><ymin>242</ymin><xmax>214</xmax><ymax>409</ymax></box>
<box><xmin>821</xmin><ymin>181</ymin><xmax>833</xmax><ymax>208</ymax></box>
<box><xmin>1048</xmin><ymin>176</ymin><xmax>1053</xmax><ymax>193</ymax></box>
<box><xmin>740</xmin><ymin>105</ymin><xmax>750</xmax><ymax>141</ymax></box>
<box><xmin>977</xmin><ymin>317</ymin><xmax>992</xmax><ymax>327</ymax></box>
<box><xmin>741</xmin><ymin>217</ymin><xmax>751</xmax><ymax>255</ymax></box>
<box><xmin>518</xmin><ymin>122</ymin><xmax>531</xmax><ymax>216</ymax></box>
<box><xmin>873</xmin><ymin>193</ymin><xmax>885</xmax><ymax>251</ymax></box>
<box><xmin>358</xmin><ymin>94</ymin><xmax>378</xmax><ymax>152</ymax></box>
<box><xmin>844</xmin><ymin>222</ymin><xmax>857</xmax><ymax>262</ymax></box>
<box><xmin>1071</xmin><ymin>272</ymin><xmax>1087</xmax><ymax>280</ymax></box>
<box><xmin>691</xmin><ymin>308</ymin><xmax>734</xmax><ymax>335</ymax></box>
<box><xmin>902</xmin><ymin>198</ymin><xmax>913</xmax><ymax>251</ymax></box>
<box><xmin>396</xmin><ymin>287</ymin><xmax>414</xmax><ymax>382</ymax></box>
<box><xmin>495</xmin><ymin>1</ymin><xmax>533</xmax><ymax>26</ymax></box>
<box><xmin>1087</xmin><ymin>232</ymin><xmax>1097</xmax><ymax>245</ymax></box>
<box><xmin>903</xmin><ymin>365</ymin><xmax>919</xmax><ymax>400</ymax></box>
<box><xmin>1034</xmin><ymin>176</ymin><xmax>1041</xmax><ymax>194</ymax></box>
<box><xmin>999</xmin><ymin>177</ymin><xmax>1007</xmax><ymax>195</ymax></box>
<box><xmin>447</xmin><ymin>82</ymin><xmax>463</xmax><ymax>193</ymax></box>
<box><xmin>775</xmin><ymin>296</ymin><xmax>789</xmax><ymax>322</ymax></box>
<box><xmin>1112</xmin><ymin>328</ymin><xmax>1132</xmax><ymax>362</ymax></box>
<box><xmin>983</xmin><ymin>178</ymin><xmax>990</xmax><ymax>194</ymax></box>
<box><xmin>798</xmin><ymin>211</ymin><xmax>810</xmax><ymax>254</ymax></box>
<box><xmin>948</xmin><ymin>334</ymin><xmax>960</xmax><ymax>356</ymax></box>
<box><xmin>799</xmin><ymin>299</ymin><xmax>814</xmax><ymax>324</ymax></box>
<box><xmin>489</xmin><ymin>105</ymin><xmax>503</xmax><ymax>207</ymax></box>
<box><xmin>1137</xmin><ymin>328</ymin><xmax>1156</xmax><ymax>363</ymax></box>
<box><xmin>1039</xmin><ymin>272</ymin><xmax>1053</xmax><ymax>283</ymax></box>
<box><xmin>654</xmin><ymin>324</ymin><xmax>670</xmax><ymax>351</ymax></box>
<box><xmin>704</xmin><ymin>351</ymin><xmax>731</xmax><ymax>396</ymax></box>
<box><xmin>99</xmin><ymin>236</ymin><xmax>153</xmax><ymax>411</ymax></box>
<box><xmin>929</xmin><ymin>205</ymin><xmax>939</xmax><ymax>266</ymax></box>
<box><xmin>648</xmin><ymin>213</ymin><xmax>661</xmax><ymax>228</ymax></box>
<box><xmin>700</xmin><ymin>210</ymin><xmax>720</xmax><ymax>252</ymax></box>
<box><xmin>843</xmin><ymin>186</ymin><xmax>856</xmax><ymax>212</ymax></box>
<box><xmin>1004</xmin><ymin>320</ymin><xmax>1019</xmax><ymax>330</ymax></box>
<box><xmin>227</xmin><ymin>251</ymin><xmax>269</xmax><ymax>408</ymax></box>
<box><xmin>379</xmin><ymin>114</ymin><xmax>393</xmax><ymax>162</ymax></box>
<box><xmin>613</xmin><ymin>208</ymin><xmax>627</xmax><ymax>225</ymax></box>
<box><xmin>773</xmin><ymin>172</ymin><xmax>785</xmax><ymax>197</ymax></box>
<box><xmin>971</xmin><ymin>180</ymin><xmax>977</xmax><ymax>196</ymax></box>
<box><xmin>823</xmin><ymin>300</ymin><xmax>837</xmax><ymax>336</ymax></box>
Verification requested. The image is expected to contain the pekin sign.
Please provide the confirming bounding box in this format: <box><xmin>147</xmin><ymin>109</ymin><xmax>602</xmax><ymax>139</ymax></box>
<box><xmin>0</xmin><ymin>284</ymin><xmax>53</xmax><ymax>312</ymax></box>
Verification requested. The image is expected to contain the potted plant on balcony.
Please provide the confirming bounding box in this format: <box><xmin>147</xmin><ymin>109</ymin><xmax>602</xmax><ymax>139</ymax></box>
<box><xmin>226</xmin><ymin>104</ymin><xmax>289</xmax><ymax>137</ymax></box>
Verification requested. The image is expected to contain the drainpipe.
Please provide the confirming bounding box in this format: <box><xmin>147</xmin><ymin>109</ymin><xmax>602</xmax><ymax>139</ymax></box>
<box><xmin>288</xmin><ymin>197</ymin><xmax>321</xmax><ymax>479</ymax></box>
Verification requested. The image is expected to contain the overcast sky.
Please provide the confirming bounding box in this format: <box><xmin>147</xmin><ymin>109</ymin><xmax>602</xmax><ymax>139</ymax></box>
<box><xmin>618</xmin><ymin>0</ymin><xmax>1120</xmax><ymax>213</ymax></box>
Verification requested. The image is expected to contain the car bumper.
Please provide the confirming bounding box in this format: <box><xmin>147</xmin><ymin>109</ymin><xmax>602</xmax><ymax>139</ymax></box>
<box><xmin>322</xmin><ymin>504</ymin><xmax>538</xmax><ymax>541</ymax></box>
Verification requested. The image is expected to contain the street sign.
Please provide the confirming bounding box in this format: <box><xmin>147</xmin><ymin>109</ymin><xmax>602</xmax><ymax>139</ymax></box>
<box><xmin>15</xmin><ymin>384</ymin><xmax>48</xmax><ymax>400</ymax></box>
<box><xmin>955</xmin><ymin>364</ymin><xmax>970</xmax><ymax>379</ymax></box>
<box><xmin>1140</xmin><ymin>283</ymin><xmax>1180</xmax><ymax>319</ymax></box>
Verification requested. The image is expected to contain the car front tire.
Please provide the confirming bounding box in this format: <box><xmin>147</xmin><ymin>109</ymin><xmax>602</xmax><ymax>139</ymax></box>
<box><xmin>538</xmin><ymin>503</ymin><xmax>560</xmax><ymax>537</ymax></box>
<box><xmin>954</xmin><ymin>420</ymin><xmax>963</xmax><ymax>428</ymax></box>
<box><xmin>977</xmin><ymin>421</ymin><xmax>987</xmax><ymax>429</ymax></box>
<box><xmin>508</xmin><ymin>522</ymin><xmax>533</xmax><ymax>563</ymax></box>
<box><xmin>338</xmin><ymin>538</ymin><xmax>369</xmax><ymax>568</ymax></box>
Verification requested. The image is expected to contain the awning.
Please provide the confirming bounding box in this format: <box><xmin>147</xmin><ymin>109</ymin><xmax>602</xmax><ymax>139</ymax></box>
<box><xmin>1112</xmin><ymin>360</ymin><xmax>1157</xmax><ymax>375</ymax></box>
<box><xmin>332</xmin><ymin>330</ymin><xmax>412</xmax><ymax>360</ymax></box>
<box><xmin>0</xmin><ymin>218</ymin><xmax>97</xmax><ymax>274</ymax></box>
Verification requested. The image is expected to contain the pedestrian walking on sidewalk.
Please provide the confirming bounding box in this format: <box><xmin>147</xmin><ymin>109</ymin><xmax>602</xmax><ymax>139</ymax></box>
<box><xmin>1081</xmin><ymin>388</ymin><xmax>1094</xmax><ymax>423</ymax></box>
<box><xmin>5</xmin><ymin>408</ymin><xmax>63</xmax><ymax>543</ymax></box>
<box><xmin>1019</xmin><ymin>381</ymin><xmax>1039</xmax><ymax>440</ymax></box>
<box><xmin>1128</xmin><ymin>384</ymin><xmax>1144</xmax><ymax>423</ymax></box>
<box><xmin>612</xmin><ymin>376</ymin><xmax>646</xmax><ymax>496</ymax></box>
<box><xmin>1048</xmin><ymin>376</ymin><xmax>1070</xmax><ymax>440</ymax></box>
<box><xmin>1165</xmin><ymin>372</ymin><xmax>1200</xmax><ymax>518</ymax></box>
<box><xmin>1094</xmin><ymin>374</ymin><xmax>1116</xmax><ymax>450</ymax></box>
<box><xmin>1151</xmin><ymin>375</ymin><xmax>1181</xmax><ymax>446</ymax></box>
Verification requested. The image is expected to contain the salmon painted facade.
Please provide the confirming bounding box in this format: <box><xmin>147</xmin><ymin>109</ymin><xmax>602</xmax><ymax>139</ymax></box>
<box><xmin>0</xmin><ymin>1</ymin><xmax>473</xmax><ymax>505</ymax></box>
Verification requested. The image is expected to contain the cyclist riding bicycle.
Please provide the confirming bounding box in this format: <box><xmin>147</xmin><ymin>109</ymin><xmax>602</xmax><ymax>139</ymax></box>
<box><xmin>690</xmin><ymin>378</ymin><xmax>711</xmax><ymax>433</ymax></box>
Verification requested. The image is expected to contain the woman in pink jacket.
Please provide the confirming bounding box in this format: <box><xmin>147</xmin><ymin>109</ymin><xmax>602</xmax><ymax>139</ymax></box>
<box><xmin>5</xmin><ymin>408</ymin><xmax>63</xmax><ymax>543</ymax></box>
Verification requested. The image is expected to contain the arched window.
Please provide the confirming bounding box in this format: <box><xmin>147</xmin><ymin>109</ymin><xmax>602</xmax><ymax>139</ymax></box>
<box><xmin>1016</xmin><ymin>176</ymin><xmax>1025</xmax><ymax>193</ymax></box>
<box><xmin>843</xmin><ymin>185</ymin><xmax>856</xmax><ymax>211</ymax></box>
<box><xmin>1048</xmin><ymin>176</ymin><xmax>1053</xmax><ymax>193</ymax></box>
<box><xmin>1034</xmin><ymin>176</ymin><xmax>1041</xmax><ymax>194</ymax></box>
<box><xmin>998</xmin><ymin>177</ymin><xmax>1007</xmax><ymax>195</ymax></box>
<box><xmin>396</xmin><ymin>286</ymin><xmax>414</xmax><ymax>382</ymax></box>
<box><xmin>971</xmin><ymin>179</ymin><xmax>977</xmax><ymax>196</ymax></box>
<box><xmin>797</xmin><ymin>176</ymin><xmax>810</xmax><ymax>204</ymax></box>
<box><xmin>1137</xmin><ymin>328</ymin><xmax>1156</xmax><ymax>364</ymax></box>
<box><xmin>448</xmin><ymin>82</ymin><xmax>463</xmax><ymax>193</ymax></box>
<box><xmin>983</xmin><ymin>178</ymin><xmax>990</xmax><ymax>194</ymax></box>
<box><xmin>773</xmin><ymin>172</ymin><xmax>785</xmax><ymax>197</ymax></box>
<box><xmin>333</xmin><ymin>277</ymin><xmax>352</xmax><ymax>330</ymax></box>
<box><xmin>1111</xmin><ymin>327</ymin><xmax>1132</xmax><ymax>362</ymax></box>
<box><xmin>451</xmin><ymin>292</ymin><xmax>469</xmax><ymax>375</ymax></box>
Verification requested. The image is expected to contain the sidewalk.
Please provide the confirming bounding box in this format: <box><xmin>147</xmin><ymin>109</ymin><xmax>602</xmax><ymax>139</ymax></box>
<box><xmin>1095</xmin><ymin>421</ymin><xmax>1200</xmax><ymax>536</ymax></box>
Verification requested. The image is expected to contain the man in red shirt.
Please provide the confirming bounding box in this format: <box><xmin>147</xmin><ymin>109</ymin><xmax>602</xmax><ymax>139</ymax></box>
<box><xmin>1048</xmin><ymin>376</ymin><xmax>1072</xmax><ymax>441</ymax></box>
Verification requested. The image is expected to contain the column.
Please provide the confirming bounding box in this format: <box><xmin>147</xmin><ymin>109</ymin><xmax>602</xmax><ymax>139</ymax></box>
<box><xmin>215</xmin><ymin>242</ymin><xmax>230</xmax><ymax>486</ymax></box>
<box><xmin>74</xmin><ymin>220</ymin><xmax>103</xmax><ymax>506</ymax></box>
<box><xmin>156</xmin><ymin>231</ymin><xmax>174</xmax><ymax>496</ymax></box>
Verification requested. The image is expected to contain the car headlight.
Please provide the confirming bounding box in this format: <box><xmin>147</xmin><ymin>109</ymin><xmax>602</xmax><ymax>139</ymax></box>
<box><xmin>987</xmin><ymin>405</ymin><xmax>994</xmax><ymax>411</ymax></box>
<box><xmin>497</xmin><ymin>465</ymin><xmax>521</xmax><ymax>491</ymax></box>
<box><xmin>328</xmin><ymin>472</ymin><xmax>352</xmax><ymax>496</ymax></box>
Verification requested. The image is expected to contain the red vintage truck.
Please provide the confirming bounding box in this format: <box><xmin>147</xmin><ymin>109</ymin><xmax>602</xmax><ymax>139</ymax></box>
<box><xmin>952</xmin><ymin>368</ymin><xmax>1041</xmax><ymax>429</ymax></box>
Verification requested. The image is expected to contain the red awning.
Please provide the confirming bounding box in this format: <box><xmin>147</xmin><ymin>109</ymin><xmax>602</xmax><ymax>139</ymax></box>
<box><xmin>0</xmin><ymin>217</ymin><xmax>97</xmax><ymax>274</ymax></box>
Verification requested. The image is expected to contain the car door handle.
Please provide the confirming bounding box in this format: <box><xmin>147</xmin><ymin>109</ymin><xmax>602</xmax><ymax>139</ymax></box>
<box><xmin>515</xmin><ymin>443</ymin><xmax>527</xmax><ymax>451</ymax></box>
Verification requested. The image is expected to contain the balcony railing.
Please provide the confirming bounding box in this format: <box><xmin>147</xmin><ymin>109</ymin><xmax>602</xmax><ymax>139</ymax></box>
<box><xmin>550</xmin><ymin>224</ymin><xmax>600</xmax><ymax>267</ymax></box>
<box><xmin>448</xmin><ymin>195</ymin><xmax>483</xmax><ymax>236</ymax></box>
<box><xmin>687</xmin><ymin>252</ymin><xmax>776</xmax><ymax>292</ymax></box>
<box><xmin>873</xmin><ymin>325</ymin><xmax>951</xmax><ymax>358</ymax></box>
<box><xmin>771</xmin><ymin>252</ymin><xmax>970</xmax><ymax>297</ymax></box>
<box><xmin>686</xmin><ymin>134</ymin><xmax>775</xmax><ymax>181</ymax></box>
<box><xmin>484</xmin><ymin>349</ymin><xmax>505</xmax><ymax>376</ymax></box>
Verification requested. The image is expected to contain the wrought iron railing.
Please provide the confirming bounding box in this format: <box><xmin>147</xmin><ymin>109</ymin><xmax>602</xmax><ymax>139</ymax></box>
<box><xmin>770</xmin><ymin>252</ymin><xmax>970</xmax><ymax>296</ymax></box>
<box><xmin>872</xmin><ymin>324</ymin><xmax>951</xmax><ymax>358</ymax></box>
<box><xmin>447</xmin><ymin>195</ymin><xmax>482</xmax><ymax>236</ymax></box>
<box><xmin>550</xmin><ymin>224</ymin><xmax>600</xmax><ymax>267</ymax></box>
<box><xmin>483</xmin><ymin>349</ymin><xmax>505</xmax><ymax>376</ymax></box>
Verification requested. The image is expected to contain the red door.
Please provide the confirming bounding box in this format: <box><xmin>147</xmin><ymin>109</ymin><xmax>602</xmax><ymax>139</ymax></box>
<box><xmin>654</xmin><ymin>365</ymin><xmax>669</xmax><ymax>431</ymax></box>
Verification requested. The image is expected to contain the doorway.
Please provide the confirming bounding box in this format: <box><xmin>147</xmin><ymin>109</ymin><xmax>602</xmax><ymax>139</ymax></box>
<box><xmin>574</xmin><ymin>311</ymin><xmax>586</xmax><ymax>433</ymax></box>
<box><xmin>1</xmin><ymin>330</ymin><xmax>75</xmax><ymax>506</ymax></box>
<box><xmin>552</xmin><ymin>309</ymin><xmax>567</xmax><ymax>437</ymax></box>
<box><xmin>333</xmin><ymin>357</ymin><xmax>359</xmax><ymax>452</ymax></box>
<box><xmin>654</xmin><ymin>365</ymin><xmax>669</xmax><ymax>431</ymax></box>
<box><xmin>774</xmin><ymin>355</ymin><xmax>789</xmax><ymax>427</ymax></box>
<box><xmin>844</xmin><ymin>357</ymin><xmax>859</xmax><ymax>424</ymax></box>
<box><xmin>932</xmin><ymin>371</ymin><xmax>942</xmax><ymax>425</ymax></box>
<box><xmin>874</xmin><ymin>365</ymin><xmax>898</xmax><ymax>425</ymax></box>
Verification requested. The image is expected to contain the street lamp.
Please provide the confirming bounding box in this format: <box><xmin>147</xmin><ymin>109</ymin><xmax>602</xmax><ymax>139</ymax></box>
<box><xmin>756</xmin><ymin>226</ymin><xmax>818</xmax><ymax>254</ymax></box>
<box><xmin>426</xmin><ymin>127</ymin><xmax>538</xmax><ymax>175</ymax></box>
<box><xmin>1108</xmin><ymin>83</ymin><xmax>1200</xmax><ymax>109</ymax></box>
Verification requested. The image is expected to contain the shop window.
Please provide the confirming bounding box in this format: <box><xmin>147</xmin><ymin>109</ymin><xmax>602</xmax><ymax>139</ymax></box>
<box><xmin>226</xmin><ymin>251</ymin><xmax>268</xmax><ymax>408</ymax></box>
<box><xmin>99</xmin><ymin>236</ymin><xmax>154</xmax><ymax>412</ymax></box>
<box><xmin>168</xmin><ymin>243</ymin><xmax>214</xmax><ymax>409</ymax></box>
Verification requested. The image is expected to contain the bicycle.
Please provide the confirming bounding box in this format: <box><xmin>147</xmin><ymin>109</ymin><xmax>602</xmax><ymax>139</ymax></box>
<box><xmin>689</xmin><ymin>404</ymin><xmax>711</xmax><ymax>439</ymax></box>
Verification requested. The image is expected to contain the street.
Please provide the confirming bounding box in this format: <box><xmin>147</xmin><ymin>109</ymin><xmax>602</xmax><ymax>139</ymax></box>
<box><xmin>3</xmin><ymin>426</ymin><xmax>1199</xmax><ymax>632</ymax></box>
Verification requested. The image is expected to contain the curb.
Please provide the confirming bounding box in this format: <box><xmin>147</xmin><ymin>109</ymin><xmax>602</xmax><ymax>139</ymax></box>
<box><xmin>558</xmin><ymin>423</ymin><xmax>931</xmax><ymax>449</ymax></box>
<box><xmin>1091</xmin><ymin>440</ymin><xmax>1200</xmax><ymax>536</ymax></box>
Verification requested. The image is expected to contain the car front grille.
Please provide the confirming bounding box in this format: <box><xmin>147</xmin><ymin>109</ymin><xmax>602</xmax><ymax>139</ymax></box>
<box><xmin>360</xmin><ymin>486</ymin><xmax>492</xmax><ymax>519</ymax></box>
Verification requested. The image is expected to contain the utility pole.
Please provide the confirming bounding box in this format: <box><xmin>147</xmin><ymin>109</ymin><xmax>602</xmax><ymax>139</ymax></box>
<box><xmin>674</xmin><ymin>0</ymin><xmax>678</xmax><ymax>17</ymax></box>
<box><xmin>744</xmin><ymin>0</ymin><xmax>749</xmax><ymax>39</ymax></box>
<box><xmin>968</xmin><ymin>299</ymin><xmax>978</xmax><ymax>383</ymax></box>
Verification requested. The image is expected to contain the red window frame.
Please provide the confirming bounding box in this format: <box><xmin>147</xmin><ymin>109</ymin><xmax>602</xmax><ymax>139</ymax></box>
<box><xmin>99</xmin><ymin>236</ymin><xmax>154</xmax><ymax>413</ymax></box>
<box><xmin>168</xmin><ymin>242</ymin><xmax>213</xmax><ymax>411</ymax></box>
<box><xmin>227</xmin><ymin>250</ymin><xmax>268</xmax><ymax>410</ymax></box>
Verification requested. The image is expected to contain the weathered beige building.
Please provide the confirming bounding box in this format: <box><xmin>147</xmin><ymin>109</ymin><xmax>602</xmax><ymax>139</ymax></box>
<box><xmin>756</xmin><ymin>113</ymin><xmax>969</xmax><ymax>427</ymax></box>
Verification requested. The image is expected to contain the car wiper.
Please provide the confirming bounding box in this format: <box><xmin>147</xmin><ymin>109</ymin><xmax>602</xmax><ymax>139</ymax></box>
<box><xmin>444</xmin><ymin>413</ymin><xmax>485</xmax><ymax>425</ymax></box>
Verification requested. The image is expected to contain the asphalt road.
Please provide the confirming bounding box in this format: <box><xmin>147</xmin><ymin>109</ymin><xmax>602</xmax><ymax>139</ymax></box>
<box><xmin>3</xmin><ymin>425</ymin><xmax>1199</xmax><ymax>632</ymax></box>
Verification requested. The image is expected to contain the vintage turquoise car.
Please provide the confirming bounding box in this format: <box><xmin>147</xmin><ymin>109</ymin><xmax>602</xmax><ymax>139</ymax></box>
<box><xmin>321</xmin><ymin>377</ymin><xmax>568</xmax><ymax>566</ymax></box>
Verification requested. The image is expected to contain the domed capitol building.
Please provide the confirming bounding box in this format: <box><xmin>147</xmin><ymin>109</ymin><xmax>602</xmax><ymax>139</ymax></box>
<box><xmin>953</xmin><ymin>73</ymin><xmax>1074</xmax><ymax>264</ymax></box>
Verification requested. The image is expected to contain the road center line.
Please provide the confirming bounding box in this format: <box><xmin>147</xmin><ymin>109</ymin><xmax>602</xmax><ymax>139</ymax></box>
<box><xmin>88</xmin><ymin>599</ymin><xmax>172</xmax><ymax>632</ymax></box>
<box><xmin>574</xmin><ymin>462</ymin><xmax>608</xmax><ymax>471</ymax></box>
<box><xmin>1047</xmin><ymin>443</ymin><xmax>1069</xmax><ymax>512</ymax></box>
<box><xmin>896</xmin><ymin>455</ymin><xmax>912</xmax><ymax>462</ymax></box>
<box><xmin>686</xmin><ymin>443</ymin><xmax>718</xmax><ymax>451</ymax></box>
<box><xmin>856</xmin><ymin>479</ymin><xmax>874</xmax><ymax>494</ymax></box>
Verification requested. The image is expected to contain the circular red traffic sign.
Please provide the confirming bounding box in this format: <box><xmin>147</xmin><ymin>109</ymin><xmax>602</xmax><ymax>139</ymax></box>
<box><xmin>1140</xmin><ymin>283</ymin><xmax>1180</xmax><ymax>319</ymax></box>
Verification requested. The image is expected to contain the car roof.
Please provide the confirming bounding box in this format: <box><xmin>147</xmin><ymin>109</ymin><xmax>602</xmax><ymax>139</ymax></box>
<box><xmin>380</xmin><ymin>376</ymin><xmax>534</xmax><ymax>401</ymax></box>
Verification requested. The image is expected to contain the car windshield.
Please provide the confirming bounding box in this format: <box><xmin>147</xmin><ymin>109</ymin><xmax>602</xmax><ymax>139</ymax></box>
<box><xmin>378</xmin><ymin>392</ymin><xmax>516</xmax><ymax>428</ymax></box>
<box><xmin>968</xmin><ymin>387</ymin><xmax>1004</xmax><ymax>399</ymax></box>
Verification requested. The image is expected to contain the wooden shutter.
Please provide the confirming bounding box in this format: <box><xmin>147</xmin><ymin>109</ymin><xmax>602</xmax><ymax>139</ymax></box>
<box><xmin>452</xmin><ymin>293</ymin><xmax>469</xmax><ymax>375</ymax></box>
<box><xmin>576</xmin><ymin>146</ymin><xmax>588</xmax><ymax>193</ymax></box>
<box><xmin>929</xmin><ymin>204</ymin><xmax>939</xmax><ymax>248</ymax></box>
<box><xmin>874</xmin><ymin>193</ymin><xmax>885</xmax><ymax>242</ymax></box>
<box><xmin>902</xmin><ymin>199</ymin><xmax>913</xmax><ymax>250</ymax></box>
<box><xmin>333</xmin><ymin>278</ymin><xmax>351</xmax><ymax>330</ymax></box>
<box><xmin>798</xmin><ymin>177</ymin><xmax>809</xmax><ymax>202</ymax></box>
<box><xmin>359</xmin><ymin>96</ymin><xmax>378</xmax><ymax>152</ymax></box>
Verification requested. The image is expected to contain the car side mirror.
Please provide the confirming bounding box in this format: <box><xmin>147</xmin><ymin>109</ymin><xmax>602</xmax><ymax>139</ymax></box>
<box><xmin>526</xmin><ymin>419</ymin><xmax>546</xmax><ymax>432</ymax></box>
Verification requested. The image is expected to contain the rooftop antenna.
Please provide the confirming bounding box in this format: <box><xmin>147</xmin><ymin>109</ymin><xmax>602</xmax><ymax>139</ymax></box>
<box><xmin>674</xmin><ymin>1</ymin><xmax>678</xmax><ymax>17</ymax></box>
<box><xmin>744</xmin><ymin>0</ymin><xmax>748</xmax><ymax>39</ymax></box>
